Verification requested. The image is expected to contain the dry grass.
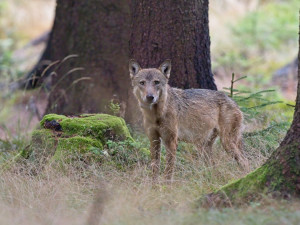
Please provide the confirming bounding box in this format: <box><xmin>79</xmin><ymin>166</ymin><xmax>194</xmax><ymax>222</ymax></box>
<box><xmin>0</xmin><ymin>126</ymin><xmax>298</xmax><ymax>225</ymax></box>
<box><xmin>0</xmin><ymin>168</ymin><xmax>90</xmax><ymax>225</ymax></box>
<box><xmin>0</xmin><ymin>162</ymin><xmax>299</xmax><ymax>225</ymax></box>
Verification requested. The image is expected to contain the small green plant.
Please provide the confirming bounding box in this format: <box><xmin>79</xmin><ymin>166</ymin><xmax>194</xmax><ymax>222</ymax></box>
<box><xmin>108</xmin><ymin>100</ymin><xmax>120</xmax><ymax>116</ymax></box>
<box><xmin>223</xmin><ymin>73</ymin><xmax>290</xmax><ymax>157</ymax></box>
<box><xmin>105</xmin><ymin>138</ymin><xmax>150</xmax><ymax>169</ymax></box>
<box><xmin>223</xmin><ymin>73</ymin><xmax>283</xmax><ymax>122</ymax></box>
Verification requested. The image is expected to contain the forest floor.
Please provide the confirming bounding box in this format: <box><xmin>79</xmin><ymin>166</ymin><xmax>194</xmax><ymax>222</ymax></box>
<box><xmin>0</xmin><ymin>149</ymin><xmax>300</xmax><ymax>225</ymax></box>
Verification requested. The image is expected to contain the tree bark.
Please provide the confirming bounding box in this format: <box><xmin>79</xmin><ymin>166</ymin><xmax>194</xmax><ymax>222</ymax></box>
<box><xmin>129</xmin><ymin>0</ymin><xmax>216</xmax><ymax>90</ymax></box>
<box><xmin>43</xmin><ymin>0</ymin><xmax>132</xmax><ymax>115</ymax></box>
<box><xmin>203</xmin><ymin>21</ymin><xmax>300</xmax><ymax>207</ymax></box>
<box><xmin>28</xmin><ymin>0</ymin><xmax>216</xmax><ymax>122</ymax></box>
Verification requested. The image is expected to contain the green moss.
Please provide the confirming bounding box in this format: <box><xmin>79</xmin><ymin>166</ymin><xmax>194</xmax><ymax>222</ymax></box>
<box><xmin>31</xmin><ymin>129</ymin><xmax>55</xmax><ymax>145</ymax></box>
<box><xmin>40</xmin><ymin>113</ymin><xmax>132</xmax><ymax>143</ymax></box>
<box><xmin>26</xmin><ymin>114</ymin><xmax>133</xmax><ymax>165</ymax></box>
<box><xmin>52</xmin><ymin>136</ymin><xmax>103</xmax><ymax>162</ymax></box>
<box><xmin>216</xmin><ymin>150</ymin><xmax>297</xmax><ymax>203</ymax></box>
<box><xmin>220</xmin><ymin>164</ymin><xmax>271</xmax><ymax>200</ymax></box>
<box><xmin>140</xmin><ymin>148</ymin><xmax>151</xmax><ymax>158</ymax></box>
<box><xmin>40</xmin><ymin>114</ymin><xmax>67</xmax><ymax>125</ymax></box>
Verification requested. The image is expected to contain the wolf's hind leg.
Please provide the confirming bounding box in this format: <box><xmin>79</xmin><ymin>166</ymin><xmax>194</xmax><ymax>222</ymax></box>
<box><xmin>221</xmin><ymin>140</ymin><xmax>249</xmax><ymax>171</ymax></box>
<box><xmin>221</xmin><ymin>131</ymin><xmax>249</xmax><ymax>171</ymax></box>
<box><xmin>204</xmin><ymin>128</ymin><xmax>218</xmax><ymax>153</ymax></box>
<box><xmin>219</xmin><ymin>114</ymin><xmax>249</xmax><ymax>171</ymax></box>
<box><xmin>195</xmin><ymin>129</ymin><xmax>218</xmax><ymax>165</ymax></box>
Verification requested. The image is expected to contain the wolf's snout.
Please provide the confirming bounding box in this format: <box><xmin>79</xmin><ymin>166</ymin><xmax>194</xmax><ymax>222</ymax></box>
<box><xmin>146</xmin><ymin>95</ymin><xmax>155</xmax><ymax>103</ymax></box>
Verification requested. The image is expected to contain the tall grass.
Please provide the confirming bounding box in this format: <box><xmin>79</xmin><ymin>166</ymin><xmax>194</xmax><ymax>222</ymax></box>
<box><xmin>0</xmin><ymin>153</ymin><xmax>299</xmax><ymax>225</ymax></box>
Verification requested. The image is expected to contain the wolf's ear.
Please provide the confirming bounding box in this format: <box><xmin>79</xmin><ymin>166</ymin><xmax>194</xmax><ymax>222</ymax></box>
<box><xmin>159</xmin><ymin>59</ymin><xmax>171</xmax><ymax>79</ymax></box>
<box><xmin>129</xmin><ymin>59</ymin><xmax>141</xmax><ymax>79</ymax></box>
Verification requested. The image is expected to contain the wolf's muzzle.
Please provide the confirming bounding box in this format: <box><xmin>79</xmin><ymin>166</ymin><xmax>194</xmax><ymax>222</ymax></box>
<box><xmin>146</xmin><ymin>95</ymin><xmax>155</xmax><ymax>103</ymax></box>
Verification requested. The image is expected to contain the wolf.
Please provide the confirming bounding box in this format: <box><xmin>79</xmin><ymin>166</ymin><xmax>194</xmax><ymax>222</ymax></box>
<box><xmin>129</xmin><ymin>59</ymin><xmax>249</xmax><ymax>181</ymax></box>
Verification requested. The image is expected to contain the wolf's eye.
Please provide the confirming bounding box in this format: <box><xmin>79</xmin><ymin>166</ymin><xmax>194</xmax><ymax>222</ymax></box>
<box><xmin>139</xmin><ymin>81</ymin><xmax>145</xmax><ymax>85</ymax></box>
<box><xmin>154</xmin><ymin>80</ymin><xmax>160</xmax><ymax>85</ymax></box>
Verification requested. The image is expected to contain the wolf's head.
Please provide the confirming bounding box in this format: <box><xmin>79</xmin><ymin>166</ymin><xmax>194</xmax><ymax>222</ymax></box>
<box><xmin>129</xmin><ymin>60</ymin><xmax>171</xmax><ymax>107</ymax></box>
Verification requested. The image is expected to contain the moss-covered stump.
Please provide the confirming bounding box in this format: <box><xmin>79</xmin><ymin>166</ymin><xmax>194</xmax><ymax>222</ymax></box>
<box><xmin>26</xmin><ymin>114</ymin><xmax>133</xmax><ymax>164</ymax></box>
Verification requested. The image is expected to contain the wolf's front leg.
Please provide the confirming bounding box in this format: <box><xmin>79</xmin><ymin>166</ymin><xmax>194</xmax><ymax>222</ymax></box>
<box><xmin>163</xmin><ymin>136</ymin><xmax>178</xmax><ymax>182</ymax></box>
<box><xmin>149</xmin><ymin>132</ymin><xmax>161</xmax><ymax>182</ymax></box>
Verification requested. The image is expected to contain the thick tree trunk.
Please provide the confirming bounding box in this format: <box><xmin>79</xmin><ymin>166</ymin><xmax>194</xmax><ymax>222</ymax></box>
<box><xmin>129</xmin><ymin>0</ymin><xmax>216</xmax><ymax>90</ymax></box>
<box><xmin>43</xmin><ymin>0</ymin><xmax>131</xmax><ymax>115</ymax></box>
<box><xmin>203</xmin><ymin>23</ymin><xmax>300</xmax><ymax>207</ymax></box>
<box><xmin>28</xmin><ymin>0</ymin><xmax>216</xmax><ymax>123</ymax></box>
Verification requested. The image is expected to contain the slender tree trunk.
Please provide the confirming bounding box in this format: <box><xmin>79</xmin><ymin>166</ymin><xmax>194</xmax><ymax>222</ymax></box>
<box><xmin>203</xmin><ymin>22</ymin><xmax>300</xmax><ymax>207</ymax></box>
